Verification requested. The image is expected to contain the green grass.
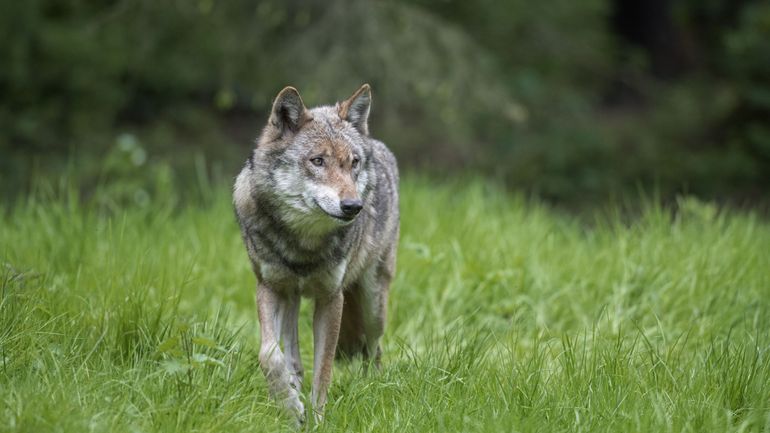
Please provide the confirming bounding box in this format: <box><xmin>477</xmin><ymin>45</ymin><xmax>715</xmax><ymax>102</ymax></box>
<box><xmin>2</xmin><ymin>178</ymin><xmax>770</xmax><ymax>432</ymax></box>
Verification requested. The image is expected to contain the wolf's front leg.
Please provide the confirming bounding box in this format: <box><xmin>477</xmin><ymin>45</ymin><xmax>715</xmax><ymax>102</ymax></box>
<box><xmin>281</xmin><ymin>295</ymin><xmax>303</xmax><ymax>392</ymax></box>
<box><xmin>311</xmin><ymin>290</ymin><xmax>344</xmax><ymax>421</ymax></box>
<box><xmin>257</xmin><ymin>283</ymin><xmax>305</xmax><ymax>424</ymax></box>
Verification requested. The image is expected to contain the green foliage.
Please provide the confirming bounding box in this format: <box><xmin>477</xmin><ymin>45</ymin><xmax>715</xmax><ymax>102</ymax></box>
<box><xmin>722</xmin><ymin>2</ymin><xmax>770</xmax><ymax>172</ymax></box>
<box><xmin>2</xmin><ymin>177</ymin><xmax>770</xmax><ymax>431</ymax></box>
<box><xmin>0</xmin><ymin>0</ymin><xmax>768</xmax><ymax>202</ymax></box>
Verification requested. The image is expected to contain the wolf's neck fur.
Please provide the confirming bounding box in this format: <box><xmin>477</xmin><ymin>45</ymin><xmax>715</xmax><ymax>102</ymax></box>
<box><xmin>245</xmin><ymin>190</ymin><xmax>356</xmax><ymax>276</ymax></box>
<box><xmin>263</xmin><ymin>189</ymin><xmax>350</xmax><ymax>238</ymax></box>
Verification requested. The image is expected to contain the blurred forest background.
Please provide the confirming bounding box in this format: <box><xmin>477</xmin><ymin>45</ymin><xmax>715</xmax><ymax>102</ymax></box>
<box><xmin>1</xmin><ymin>0</ymin><xmax>768</xmax><ymax>205</ymax></box>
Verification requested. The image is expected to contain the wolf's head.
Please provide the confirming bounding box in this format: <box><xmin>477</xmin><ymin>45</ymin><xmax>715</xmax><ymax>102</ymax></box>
<box><xmin>251</xmin><ymin>85</ymin><xmax>374</xmax><ymax>232</ymax></box>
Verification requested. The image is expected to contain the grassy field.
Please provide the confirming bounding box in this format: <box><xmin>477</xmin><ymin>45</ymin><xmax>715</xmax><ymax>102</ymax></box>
<box><xmin>2</xmin><ymin>177</ymin><xmax>769</xmax><ymax>432</ymax></box>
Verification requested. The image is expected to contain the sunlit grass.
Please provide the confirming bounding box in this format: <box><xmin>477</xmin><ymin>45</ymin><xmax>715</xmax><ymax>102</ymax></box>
<box><xmin>2</xmin><ymin>178</ymin><xmax>769</xmax><ymax>432</ymax></box>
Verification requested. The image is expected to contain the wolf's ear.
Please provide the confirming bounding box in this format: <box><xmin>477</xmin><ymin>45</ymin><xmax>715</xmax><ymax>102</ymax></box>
<box><xmin>338</xmin><ymin>84</ymin><xmax>371</xmax><ymax>135</ymax></box>
<box><xmin>269</xmin><ymin>86</ymin><xmax>309</xmax><ymax>134</ymax></box>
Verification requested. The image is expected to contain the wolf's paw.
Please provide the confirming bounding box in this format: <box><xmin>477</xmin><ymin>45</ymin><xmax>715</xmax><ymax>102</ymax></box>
<box><xmin>284</xmin><ymin>391</ymin><xmax>305</xmax><ymax>427</ymax></box>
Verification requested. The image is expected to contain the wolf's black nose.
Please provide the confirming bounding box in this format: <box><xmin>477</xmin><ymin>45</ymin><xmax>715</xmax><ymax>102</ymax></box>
<box><xmin>340</xmin><ymin>199</ymin><xmax>363</xmax><ymax>216</ymax></box>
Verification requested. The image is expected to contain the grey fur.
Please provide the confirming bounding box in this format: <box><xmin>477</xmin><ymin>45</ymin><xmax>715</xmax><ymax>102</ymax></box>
<box><xmin>233</xmin><ymin>84</ymin><xmax>399</xmax><ymax>423</ymax></box>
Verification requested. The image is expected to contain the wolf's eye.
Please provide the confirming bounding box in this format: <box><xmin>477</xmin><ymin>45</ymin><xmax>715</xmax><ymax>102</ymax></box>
<box><xmin>352</xmin><ymin>157</ymin><xmax>360</xmax><ymax>169</ymax></box>
<box><xmin>310</xmin><ymin>157</ymin><xmax>325</xmax><ymax>167</ymax></box>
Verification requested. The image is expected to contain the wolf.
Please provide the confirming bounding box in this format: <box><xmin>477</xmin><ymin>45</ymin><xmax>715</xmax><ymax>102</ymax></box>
<box><xmin>233</xmin><ymin>84</ymin><xmax>399</xmax><ymax>424</ymax></box>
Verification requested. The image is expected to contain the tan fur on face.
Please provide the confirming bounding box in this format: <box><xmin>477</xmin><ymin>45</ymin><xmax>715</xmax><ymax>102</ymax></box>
<box><xmin>308</xmin><ymin>138</ymin><xmax>359</xmax><ymax>201</ymax></box>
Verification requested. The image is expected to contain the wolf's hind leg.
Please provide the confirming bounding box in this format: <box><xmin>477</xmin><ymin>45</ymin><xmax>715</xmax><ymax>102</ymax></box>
<box><xmin>362</xmin><ymin>255</ymin><xmax>396</xmax><ymax>368</ymax></box>
<box><xmin>337</xmin><ymin>276</ymin><xmax>389</xmax><ymax>367</ymax></box>
<box><xmin>360</xmin><ymin>278</ymin><xmax>389</xmax><ymax>368</ymax></box>
<box><xmin>257</xmin><ymin>283</ymin><xmax>305</xmax><ymax>424</ymax></box>
<box><xmin>337</xmin><ymin>285</ymin><xmax>366</xmax><ymax>359</ymax></box>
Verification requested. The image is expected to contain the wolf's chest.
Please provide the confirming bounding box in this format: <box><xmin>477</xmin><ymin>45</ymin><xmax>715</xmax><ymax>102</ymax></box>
<box><xmin>259</xmin><ymin>260</ymin><xmax>349</xmax><ymax>298</ymax></box>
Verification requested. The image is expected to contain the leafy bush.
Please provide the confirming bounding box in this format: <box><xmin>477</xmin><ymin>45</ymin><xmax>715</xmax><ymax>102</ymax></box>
<box><xmin>722</xmin><ymin>2</ymin><xmax>770</xmax><ymax>182</ymax></box>
<box><xmin>0</xmin><ymin>0</ymin><xmax>768</xmax><ymax>203</ymax></box>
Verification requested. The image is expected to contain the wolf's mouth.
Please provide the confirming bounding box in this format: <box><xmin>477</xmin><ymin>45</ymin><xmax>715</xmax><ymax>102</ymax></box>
<box><xmin>314</xmin><ymin>199</ymin><xmax>356</xmax><ymax>223</ymax></box>
<box><xmin>331</xmin><ymin>214</ymin><xmax>355</xmax><ymax>222</ymax></box>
